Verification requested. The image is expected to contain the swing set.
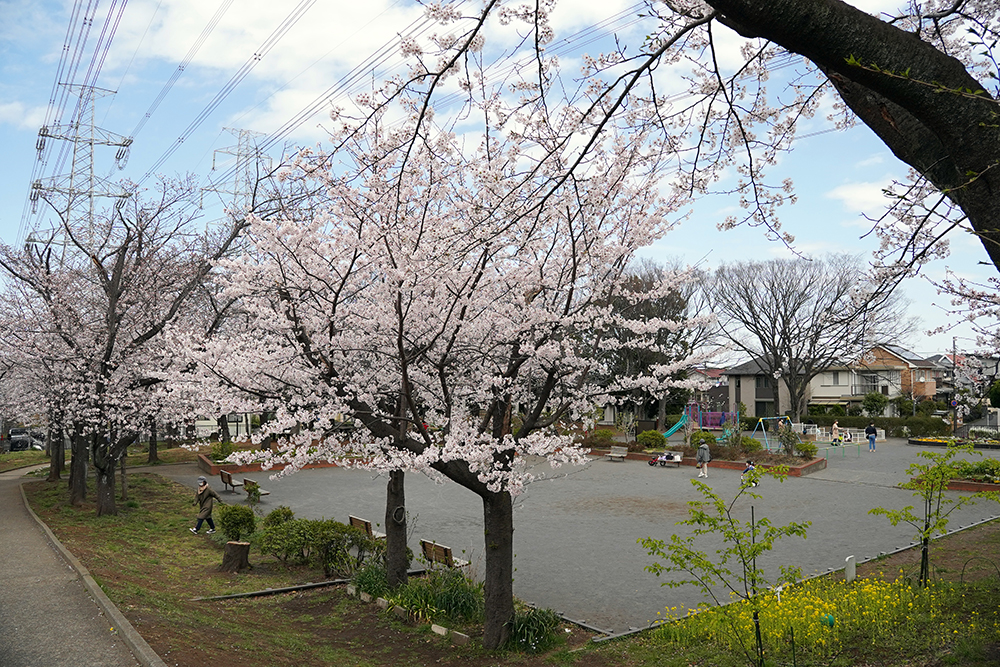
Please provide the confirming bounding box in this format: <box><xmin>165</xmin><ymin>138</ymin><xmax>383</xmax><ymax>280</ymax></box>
<box><xmin>749</xmin><ymin>416</ymin><xmax>803</xmax><ymax>452</ymax></box>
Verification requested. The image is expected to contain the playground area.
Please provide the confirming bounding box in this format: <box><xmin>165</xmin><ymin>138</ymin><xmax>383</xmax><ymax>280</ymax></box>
<box><xmin>154</xmin><ymin>437</ymin><xmax>997</xmax><ymax>634</ymax></box>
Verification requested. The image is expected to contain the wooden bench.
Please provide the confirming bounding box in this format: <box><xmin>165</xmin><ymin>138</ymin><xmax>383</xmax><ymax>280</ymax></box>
<box><xmin>349</xmin><ymin>515</ymin><xmax>386</xmax><ymax>539</ymax></box>
<box><xmin>242</xmin><ymin>478</ymin><xmax>270</xmax><ymax>498</ymax></box>
<box><xmin>606</xmin><ymin>445</ymin><xmax>628</xmax><ymax>461</ymax></box>
<box><xmin>420</xmin><ymin>539</ymin><xmax>470</xmax><ymax>569</ymax></box>
<box><xmin>219</xmin><ymin>469</ymin><xmax>243</xmax><ymax>492</ymax></box>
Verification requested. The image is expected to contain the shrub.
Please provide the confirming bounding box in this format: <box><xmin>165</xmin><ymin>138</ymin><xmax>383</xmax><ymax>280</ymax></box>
<box><xmin>217</xmin><ymin>504</ymin><xmax>256</xmax><ymax>542</ymax></box>
<box><xmin>210</xmin><ymin>439</ymin><xmax>234</xmax><ymax>462</ymax></box>
<box><xmin>795</xmin><ymin>441</ymin><xmax>818</xmax><ymax>459</ymax></box>
<box><xmin>262</xmin><ymin>505</ymin><xmax>295</xmax><ymax>528</ymax></box>
<box><xmin>590</xmin><ymin>429</ymin><xmax>615</xmax><ymax>445</ymax></box>
<box><xmin>506</xmin><ymin>606</ymin><xmax>561</xmax><ymax>653</ymax></box>
<box><xmin>636</xmin><ymin>430</ymin><xmax>666</xmax><ymax>450</ymax></box>
<box><xmin>739</xmin><ymin>436</ymin><xmax>763</xmax><ymax>454</ymax></box>
<box><xmin>258</xmin><ymin>518</ymin><xmax>313</xmax><ymax>563</ymax></box>
<box><xmin>689</xmin><ymin>430</ymin><xmax>716</xmax><ymax>448</ymax></box>
<box><xmin>827</xmin><ymin>404</ymin><xmax>846</xmax><ymax>416</ymax></box>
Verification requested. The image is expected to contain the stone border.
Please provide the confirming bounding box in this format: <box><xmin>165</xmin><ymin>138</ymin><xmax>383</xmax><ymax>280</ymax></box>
<box><xmin>19</xmin><ymin>483</ymin><xmax>169</xmax><ymax>667</ymax></box>
<box><xmin>345</xmin><ymin>583</ymin><xmax>471</xmax><ymax>646</ymax></box>
<box><xmin>587</xmin><ymin>450</ymin><xmax>827</xmax><ymax>476</ymax></box>
<box><xmin>908</xmin><ymin>477</ymin><xmax>1000</xmax><ymax>493</ymax></box>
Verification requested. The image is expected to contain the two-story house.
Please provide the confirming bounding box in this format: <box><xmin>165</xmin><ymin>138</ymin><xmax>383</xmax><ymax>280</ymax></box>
<box><xmin>807</xmin><ymin>344</ymin><xmax>936</xmax><ymax>416</ymax></box>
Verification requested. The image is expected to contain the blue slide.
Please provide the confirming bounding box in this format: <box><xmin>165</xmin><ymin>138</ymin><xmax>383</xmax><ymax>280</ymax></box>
<box><xmin>662</xmin><ymin>413</ymin><xmax>689</xmax><ymax>438</ymax></box>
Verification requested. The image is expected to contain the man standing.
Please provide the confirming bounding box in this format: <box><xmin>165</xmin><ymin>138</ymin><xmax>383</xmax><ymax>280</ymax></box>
<box><xmin>865</xmin><ymin>422</ymin><xmax>877</xmax><ymax>452</ymax></box>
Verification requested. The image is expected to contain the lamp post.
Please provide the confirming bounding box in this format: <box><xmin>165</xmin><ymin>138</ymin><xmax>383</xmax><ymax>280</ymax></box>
<box><xmin>952</xmin><ymin>337</ymin><xmax>957</xmax><ymax>436</ymax></box>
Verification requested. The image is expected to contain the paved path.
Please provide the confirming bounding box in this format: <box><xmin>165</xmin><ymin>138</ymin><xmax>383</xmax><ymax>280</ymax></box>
<box><xmin>154</xmin><ymin>438</ymin><xmax>1000</xmax><ymax>634</ymax></box>
<box><xmin>0</xmin><ymin>467</ymin><xmax>140</xmax><ymax>667</ymax></box>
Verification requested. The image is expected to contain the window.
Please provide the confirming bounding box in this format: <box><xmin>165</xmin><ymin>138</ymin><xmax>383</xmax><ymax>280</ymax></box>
<box><xmin>832</xmin><ymin>371</ymin><xmax>840</xmax><ymax>386</ymax></box>
<box><xmin>755</xmin><ymin>375</ymin><xmax>770</xmax><ymax>388</ymax></box>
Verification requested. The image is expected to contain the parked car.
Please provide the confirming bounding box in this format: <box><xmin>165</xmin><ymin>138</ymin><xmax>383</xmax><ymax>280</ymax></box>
<box><xmin>8</xmin><ymin>428</ymin><xmax>42</xmax><ymax>452</ymax></box>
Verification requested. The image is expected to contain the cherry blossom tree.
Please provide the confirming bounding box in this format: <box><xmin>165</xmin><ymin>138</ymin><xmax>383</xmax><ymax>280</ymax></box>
<box><xmin>0</xmin><ymin>176</ymin><xmax>255</xmax><ymax>514</ymax></box>
<box><xmin>382</xmin><ymin>0</ymin><xmax>1000</xmax><ymax>340</ymax></box>
<box><xmin>186</xmin><ymin>64</ymin><xmax>712</xmax><ymax>644</ymax></box>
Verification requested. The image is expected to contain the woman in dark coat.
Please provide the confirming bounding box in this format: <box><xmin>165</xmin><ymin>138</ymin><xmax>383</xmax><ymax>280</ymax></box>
<box><xmin>191</xmin><ymin>476</ymin><xmax>221</xmax><ymax>535</ymax></box>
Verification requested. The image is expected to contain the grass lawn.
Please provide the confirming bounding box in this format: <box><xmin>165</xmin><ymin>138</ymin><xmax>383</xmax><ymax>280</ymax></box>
<box><xmin>22</xmin><ymin>473</ymin><xmax>1000</xmax><ymax>667</ymax></box>
<box><xmin>0</xmin><ymin>449</ymin><xmax>49</xmax><ymax>472</ymax></box>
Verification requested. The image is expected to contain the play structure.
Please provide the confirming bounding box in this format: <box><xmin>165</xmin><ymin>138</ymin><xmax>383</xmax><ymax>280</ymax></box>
<box><xmin>662</xmin><ymin>402</ymin><xmax>740</xmax><ymax>439</ymax></box>
<box><xmin>750</xmin><ymin>415</ymin><xmax>803</xmax><ymax>451</ymax></box>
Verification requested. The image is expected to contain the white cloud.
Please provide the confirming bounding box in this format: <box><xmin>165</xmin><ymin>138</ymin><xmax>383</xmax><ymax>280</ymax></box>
<box><xmin>825</xmin><ymin>179</ymin><xmax>892</xmax><ymax>216</ymax></box>
<box><xmin>0</xmin><ymin>101</ymin><xmax>46</xmax><ymax>130</ymax></box>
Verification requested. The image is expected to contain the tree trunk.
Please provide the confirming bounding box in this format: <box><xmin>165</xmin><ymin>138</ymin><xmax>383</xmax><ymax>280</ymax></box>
<box><xmin>69</xmin><ymin>424</ymin><xmax>88</xmax><ymax>506</ymax></box>
<box><xmin>93</xmin><ymin>434</ymin><xmax>117</xmax><ymax>516</ymax></box>
<box><xmin>385</xmin><ymin>469</ymin><xmax>408</xmax><ymax>588</ymax></box>
<box><xmin>47</xmin><ymin>426</ymin><xmax>64</xmax><ymax>482</ymax></box>
<box><xmin>147</xmin><ymin>417</ymin><xmax>159</xmax><ymax>464</ymax></box>
<box><xmin>120</xmin><ymin>456</ymin><xmax>128</xmax><ymax>503</ymax></box>
<box><xmin>482</xmin><ymin>490</ymin><xmax>515</xmax><ymax>650</ymax></box>
<box><xmin>217</xmin><ymin>416</ymin><xmax>232</xmax><ymax>444</ymax></box>
<box><xmin>220</xmin><ymin>542</ymin><xmax>251</xmax><ymax>572</ymax></box>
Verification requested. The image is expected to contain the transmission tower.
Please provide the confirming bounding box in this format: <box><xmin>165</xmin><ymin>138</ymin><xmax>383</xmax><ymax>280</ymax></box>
<box><xmin>27</xmin><ymin>84</ymin><xmax>131</xmax><ymax>255</ymax></box>
<box><xmin>201</xmin><ymin>127</ymin><xmax>273</xmax><ymax>220</ymax></box>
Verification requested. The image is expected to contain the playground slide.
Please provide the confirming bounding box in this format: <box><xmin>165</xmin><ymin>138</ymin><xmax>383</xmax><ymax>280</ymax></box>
<box><xmin>662</xmin><ymin>413</ymin><xmax>688</xmax><ymax>438</ymax></box>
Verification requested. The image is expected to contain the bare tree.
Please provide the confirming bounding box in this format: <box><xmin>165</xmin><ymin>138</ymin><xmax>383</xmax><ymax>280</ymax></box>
<box><xmin>709</xmin><ymin>255</ymin><xmax>914</xmax><ymax>420</ymax></box>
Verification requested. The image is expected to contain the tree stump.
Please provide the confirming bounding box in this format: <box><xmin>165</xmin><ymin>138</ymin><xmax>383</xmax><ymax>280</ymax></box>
<box><xmin>220</xmin><ymin>541</ymin><xmax>251</xmax><ymax>572</ymax></box>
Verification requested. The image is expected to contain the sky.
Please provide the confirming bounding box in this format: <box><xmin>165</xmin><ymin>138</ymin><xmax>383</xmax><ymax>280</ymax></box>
<box><xmin>0</xmin><ymin>0</ymin><xmax>993</xmax><ymax>360</ymax></box>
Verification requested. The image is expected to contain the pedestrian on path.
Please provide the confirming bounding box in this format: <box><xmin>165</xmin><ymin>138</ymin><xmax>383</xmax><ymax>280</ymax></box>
<box><xmin>696</xmin><ymin>441</ymin><xmax>711</xmax><ymax>478</ymax></box>
<box><xmin>831</xmin><ymin>420</ymin><xmax>841</xmax><ymax>445</ymax></box>
<box><xmin>865</xmin><ymin>422</ymin><xmax>877</xmax><ymax>452</ymax></box>
<box><xmin>191</xmin><ymin>476</ymin><xmax>221</xmax><ymax>535</ymax></box>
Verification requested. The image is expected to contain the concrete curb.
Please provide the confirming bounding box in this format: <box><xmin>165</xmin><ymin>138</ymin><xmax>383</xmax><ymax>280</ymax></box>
<box><xmin>19</xmin><ymin>483</ymin><xmax>169</xmax><ymax>667</ymax></box>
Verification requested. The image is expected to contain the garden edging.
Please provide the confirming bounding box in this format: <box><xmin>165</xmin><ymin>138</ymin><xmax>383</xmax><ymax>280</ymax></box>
<box><xmin>586</xmin><ymin>449</ymin><xmax>827</xmax><ymax>476</ymax></box>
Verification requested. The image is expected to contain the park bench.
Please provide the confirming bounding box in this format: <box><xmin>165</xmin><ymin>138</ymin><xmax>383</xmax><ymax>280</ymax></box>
<box><xmin>660</xmin><ymin>451</ymin><xmax>683</xmax><ymax>468</ymax></box>
<box><xmin>606</xmin><ymin>445</ymin><xmax>628</xmax><ymax>461</ymax></box>
<box><xmin>219</xmin><ymin>469</ymin><xmax>243</xmax><ymax>492</ymax></box>
<box><xmin>349</xmin><ymin>515</ymin><xmax>386</xmax><ymax>539</ymax></box>
<box><xmin>420</xmin><ymin>539</ymin><xmax>470</xmax><ymax>569</ymax></box>
<box><xmin>242</xmin><ymin>478</ymin><xmax>270</xmax><ymax>498</ymax></box>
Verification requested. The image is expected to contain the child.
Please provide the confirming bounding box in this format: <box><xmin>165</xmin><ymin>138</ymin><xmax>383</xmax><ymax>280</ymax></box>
<box><xmin>190</xmin><ymin>476</ymin><xmax>221</xmax><ymax>535</ymax></box>
<box><xmin>741</xmin><ymin>460</ymin><xmax>758</xmax><ymax>487</ymax></box>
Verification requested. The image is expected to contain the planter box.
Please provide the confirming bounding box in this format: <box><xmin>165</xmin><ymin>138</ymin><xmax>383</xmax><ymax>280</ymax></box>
<box><xmin>587</xmin><ymin>449</ymin><xmax>826</xmax><ymax>476</ymax></box>
<box><xmin>197</xmin><ymin>453</ymin><xmax>343</xmax><ymax>475</ymax></box>
<box><xmin>909</xmin><ymin>477</ymin><xmax>1000</xmax><ymax>493</ymax></box>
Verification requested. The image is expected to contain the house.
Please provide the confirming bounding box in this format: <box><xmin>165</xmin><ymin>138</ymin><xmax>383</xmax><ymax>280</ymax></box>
<box><xmin>724</xmin><ymin>358</ymin><xmax>793</xmax><ymax>419</ymax></box>
<box><xmin>689</xmin><ymin>367</ymin><xmax>729</xmax><ymax>411</ymax></box>
<box><xmin>807</xmin><ymin>344</ymin><xmax>936</xmax><ymax>416</ymax></box>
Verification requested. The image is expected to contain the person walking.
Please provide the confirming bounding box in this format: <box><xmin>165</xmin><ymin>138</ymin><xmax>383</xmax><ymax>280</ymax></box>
<box><xmin>191</xmin><ymin>476</ymin><xmax>221</xmax><ymax>535</ymax></box>
<box><xmin>696</xmin><ymin>441</ymin><xmax>711</xmax><ymax>478</ymax></box>
<box><xmin>865</xmin><ymin>422</ymin><xmax>877</xmax><ymax>452</ymax></box>
<box><xmin>831</xmin><ymin>420</ymin><xmax>840</xmax><ymax>445</ymax></box>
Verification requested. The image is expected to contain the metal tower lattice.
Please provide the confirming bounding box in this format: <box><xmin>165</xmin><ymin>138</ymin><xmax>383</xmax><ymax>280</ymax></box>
<box><xmin>27</xmin><ymin>84</ymin><xmax>131</xmax><ymax>253</ymax></box>
<box><xmin>201</xmin><ymin>127</ymin><xmax>272</xmax><ymax>219</ymax></box>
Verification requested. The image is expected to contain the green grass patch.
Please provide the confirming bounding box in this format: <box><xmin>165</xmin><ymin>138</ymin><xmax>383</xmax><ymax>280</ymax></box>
<box><xmin>0</xmin><ymin>449</ymin><xmax>49</xmax><ymax>472</ymax></box>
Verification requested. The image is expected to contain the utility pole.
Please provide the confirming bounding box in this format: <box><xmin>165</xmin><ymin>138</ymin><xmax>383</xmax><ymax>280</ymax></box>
<box><xmin>28</xmin><ymin>84</ymin><xmax>131</xmax><ymax>259</ymax></box>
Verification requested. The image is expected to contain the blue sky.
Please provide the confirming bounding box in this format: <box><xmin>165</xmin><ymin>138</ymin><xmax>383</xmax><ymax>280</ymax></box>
<box><xmin>0</xmin><ymin>0</ymin><xmax>991</xmax><ymax>358</ymax></box>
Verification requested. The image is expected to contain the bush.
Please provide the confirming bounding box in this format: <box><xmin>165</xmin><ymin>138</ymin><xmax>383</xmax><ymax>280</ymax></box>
<box><xmin>210</xmin><ymin>439</ymin><xmax>234</xmax><ymax>462</ymax></box>
<box><xmin>262</xmin><ymin>505</ymin><xmax>295</xmax><ymax>528</ymax></box>
<box><xmin>217</xmin><ymin>504</ymin><xmax>256</xmax><ymax>542</ymax></box>
<box><xmin>795</xmin><ymin>440</ymin><xmax>818</xmax><ymax>459</ymax></box>
<box><xmin>689</xmin><ymin>430</ymin><xmax>716</xmax><ymax>448</ymax></box>
<box><xmin>258</xmin><ymin>518</ymin><xmax>381</xmax><ymax>577</ymax></box>
<box><xmin>506</xmin><ymin>606</ymin><xmax>561</xmax><ymax>653</ymax></box>
<box><xmin>739</xmin><ymin>436</ymin><xmax>763</xmax><ymax>454</ymax></box>
<box><xmin>636</xmin><ymin>430</ymin><xmax>666</xmax><ymax>450</ymax></box>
